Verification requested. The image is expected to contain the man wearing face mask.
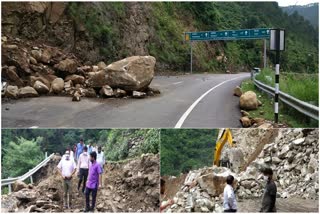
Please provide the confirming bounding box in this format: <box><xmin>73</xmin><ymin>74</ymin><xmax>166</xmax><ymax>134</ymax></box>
<box><xmin>85</xmin><ymin>151</ymin><xmax>102</xmax><ymax>212</ymax></box>
<box><xmin>260</xmin><ymin>168</ymin><xmax>277</xmax><ymax>212</ymax></box>
<box><xmin>77</xmin><ymin>146</ymin><xmax>90</xmax><ymax>194</ymax></box>
<box><xmin>57</xmin><ymin>150</ymin><xmax>77</xmax><ymax>209</ymax></box>
<box><xmin>96</xmin><ymin>146</ymin><xmax>105</xmax><ymax>188</ymax></box>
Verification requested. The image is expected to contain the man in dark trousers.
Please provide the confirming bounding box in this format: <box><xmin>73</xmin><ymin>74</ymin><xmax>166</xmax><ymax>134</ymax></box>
<box><xmin>260</xmin><ymin>168</ymin><xmax>277</xmax><ymax>212</ymax></box>
<box><xmin>84</xmin><ymin>151</ymin><xmax>102</xmax><ymax>212</ymax></box>
<box><xmin>77</xmin><ymin>146</ymin><xmax>89</xmax><ymax>194</ymax></box>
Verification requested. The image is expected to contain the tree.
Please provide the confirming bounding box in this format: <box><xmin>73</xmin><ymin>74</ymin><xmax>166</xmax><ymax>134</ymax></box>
<box><xmin>2</xmin><ymin>137</ymin><xmax>44</xmax><ymax>179</ymax></box>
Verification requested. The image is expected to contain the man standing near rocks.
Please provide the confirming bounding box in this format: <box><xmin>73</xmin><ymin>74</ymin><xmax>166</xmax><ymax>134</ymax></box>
<box><xmin>97</xmin><ymin>146</ymin><xmax>105</xmax><ymax>188</ymax></box>
<box><xmin>223</xmin><ymin>175</ymin><xmax>237</xmax><ymax>212</ymax></box>
<box><xmin>76</xmin><ymin>138</ymin><xmax>85</xmax><ymax>162</ymax></box>
<box><xmin>57</xmin><ymin>150</ymin><xmax>77</xmax><ymax>209</ymax></box>
<box><xmin>77</xmin><ymin>146</ymin><xmax>90</xmax><ymax>194</ymax></box>
<box><xmin>260</xmin><ymin>168</ymin><xmax>277</xmax><ymax>212</ymax></box>
<box><xmin>85</xmin><ymin>151</ymin><xmax>102</xmax><ymax>212</ymax></box>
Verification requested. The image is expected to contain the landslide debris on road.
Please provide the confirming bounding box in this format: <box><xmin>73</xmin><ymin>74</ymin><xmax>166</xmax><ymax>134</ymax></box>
<box><xmin>2</xmin><ymin>36</ymin><xmax>159</xmax><ymax>102</ymax></box>
<box><xmin>1</xmin><ymin>154</ymin><xmax>160</xmax><ymax>213</ymax></box>
<box><xmin>162</xmin><ymin>128</ymin><xmax>319</xmax><ymax>212</ymax></box>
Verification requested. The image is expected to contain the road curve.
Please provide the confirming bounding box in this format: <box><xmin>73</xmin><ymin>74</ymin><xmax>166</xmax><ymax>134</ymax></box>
<box><xmin>2</xmin><ymin>73</ymin><xmax>250</xmax><ymax>128</ymax></box>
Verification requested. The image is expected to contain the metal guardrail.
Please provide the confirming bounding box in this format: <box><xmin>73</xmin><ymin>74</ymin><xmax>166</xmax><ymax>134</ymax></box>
<box><xmin>1</xmin><ymin>153</ymin><xmax>54</xmax><ymax>193</ymax></box>
<box><xmin>253</xmin><ymin>76</ymin><xmax>319</xmax><ymax>121</ymax></box>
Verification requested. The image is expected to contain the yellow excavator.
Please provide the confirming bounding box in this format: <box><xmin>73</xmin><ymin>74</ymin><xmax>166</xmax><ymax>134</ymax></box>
<box><xmin>213</xmin><ymin>128</ymin><xmax>235</xmax><ymax>167</ymax></box>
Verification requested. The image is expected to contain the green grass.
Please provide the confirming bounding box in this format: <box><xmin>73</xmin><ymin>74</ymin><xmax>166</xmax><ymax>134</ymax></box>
<box><xmin>255</xmin><ymin>68</ymin><xmax>319</xmax><ymax>105</ymax></box>
<box><xmin>241</xmin><ymin>79</ymin><xmax>318</xmax><ymax>128</ymax></box>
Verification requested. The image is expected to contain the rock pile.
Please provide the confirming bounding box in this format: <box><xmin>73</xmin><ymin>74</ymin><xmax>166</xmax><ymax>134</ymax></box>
<box><xmin>162</xmin><ymin>167</ymin><xmax>235</xmax><ymax>212</ymax></box>
<box><xmin>238</xmin><ymin>128</ymin><xmax>319</xmax><ymax>200</ymax></box>
<box><xmin>1</xmin><ymin>153</ymin><xmax>160</xmax><ymax>213</ymax></box>
<box><xmin>2</xmin><ymin>36</ymin><xmax>159</xmax><ymax>102</ymax></box>
<box><xmin>97</xmin><ymin>153</ymin><xmax>160</xmax><ymax>212</ymax></box>
<box><xmin>163</xmin><ymin>129</ymin><xmax>318</xmax><ymax>213</ymax></box>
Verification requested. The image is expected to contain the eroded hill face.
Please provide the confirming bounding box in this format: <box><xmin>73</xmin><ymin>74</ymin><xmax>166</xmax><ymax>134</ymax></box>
<box><xmin>162</xmin><ymin>128</ymin><xmax>319</xmax><ymax>212</ymax></box>
<box><xmin>1</xmin><ymin>154</ymin><xmax>160</xmax><ymax>213</ymax></box>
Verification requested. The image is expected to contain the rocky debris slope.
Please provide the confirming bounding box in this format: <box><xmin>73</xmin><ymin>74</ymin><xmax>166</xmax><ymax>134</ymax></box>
<box><xmin>162</xmin><ymin>128</ymin><xmax>318</xmax><ymax>212</ymax></box>
<box><xmin>2</xmin><ymin>36</ymin><xmax>160</xmax><ymax>102</ymax></box>
<box><xmin>1</xmin><ymin>154</ymin><xmax>160</xmax><ymax>213</ymax></box>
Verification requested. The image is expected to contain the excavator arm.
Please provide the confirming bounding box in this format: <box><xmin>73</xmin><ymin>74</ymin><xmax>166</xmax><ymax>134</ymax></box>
<box><xmin>213</xmin><ymin>128</ymin><xmax>234</xmax><ymax>166</ymax></box>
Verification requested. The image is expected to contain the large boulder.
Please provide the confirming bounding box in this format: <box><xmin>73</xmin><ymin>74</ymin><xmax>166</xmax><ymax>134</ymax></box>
<box><xmin>18</xmin><ymin>86</ymin><xmax>39</xmax><ymax>98</ymax></box>
<box><xmin>105</xmin><ymin>56</ymin><xmax>156</xmax><ymax>91</ymax></box>
<box><xmin>239</xmin><ymin>91</ymin><xmax>259</xmax><ymax>110</ymax></box>
<box><xmin>87</xmin><ymin>70</ymin><xmax>108</xmax><ymax>88</ymax></box>
<box><xmin>33</xmin><ymin>80</ymin><xmax>49</xmax><ymax>94</ymax></box>
<box><xmin>54</xmin><ymin>58</ymin><xmax>77</xmax><ymax>73</ymax></box>
<box><xmin>5</xmin><ymin>85</ymin><xmax>19</xmax><ymax>99</ymax></box>
<box><xmin>50</xmin><ymin>78</ymin><xmax>64</xmax><ymax>94</ymax></box>
<box><xmin>2</xmin><ymin>66</ymin><xmax>24</xmax><ymax>87</ymax></box>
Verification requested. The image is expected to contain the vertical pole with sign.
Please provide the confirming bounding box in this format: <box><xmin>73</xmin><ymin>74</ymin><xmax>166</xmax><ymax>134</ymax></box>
<box><xmin>190</xmin><ymin>41</ymin><xmax>193</xmax><ymax>74</ymax></box>
<box><xmin>263</xmin><ymin>39</ymin><xmax>267</xmax><ymax>68</ymax></box>
<box><xmin>270</xmin><ymin>29</ymin><xmax>285</xmax><ymax>124</ymax></box>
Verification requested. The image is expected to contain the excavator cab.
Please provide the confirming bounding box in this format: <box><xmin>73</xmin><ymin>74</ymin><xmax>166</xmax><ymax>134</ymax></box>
<box><xmin>213</xmin><ymin>128</ymin><xmax>235</xmax><ymax>167</ymax></box>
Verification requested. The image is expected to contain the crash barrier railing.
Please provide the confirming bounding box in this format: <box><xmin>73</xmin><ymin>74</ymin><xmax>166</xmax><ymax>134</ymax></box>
<box><xmin>252</xmin><ymin>74</ymin><xmax>319</xmax><ymax>121</ymax></box>
<box><xmin>1</xmin><ymin>153</ymin><xmax>54</xmax><ymax>193</ymax></box>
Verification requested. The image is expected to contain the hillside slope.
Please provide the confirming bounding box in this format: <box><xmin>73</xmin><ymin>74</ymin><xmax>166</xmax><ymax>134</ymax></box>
<box><xmin>282</xmin><ymin>3</ymin><xmax>319</xmax><ymax>28</ymax></box>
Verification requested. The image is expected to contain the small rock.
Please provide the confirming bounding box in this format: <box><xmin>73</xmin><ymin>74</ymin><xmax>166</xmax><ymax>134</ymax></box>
<box><xmin>97</xmin><ymin>61</ymin><xmax>107</xmax><ymax>70</ymax></box>
<box><xmin>18</xmin><ymin>86</ymin><xmax>39</xmax><ymax>98</ymax></box>
<box><xmin>132</xmin><ymin>91</ymin><xmax>146</xmax><ymax>98</ymax></box>
<box><xmin>72</xmin><ymin>91</ymin><xmax>81</xmax><ymax>102</ymax></box>
<box><xmin>114</xmin><ymin>88</ymin><xmax>127</xmax><ymax>98</ymax></box>
<box><xmin>100</xmin><ymin>85</ymin><xmax>114</xmax><ymax>97</ymax></box>
<box><xmin>5</xmin><ymin>85</ymin><xmax>19</xmax><ymax>99</ymax></box>
<box><xmin>33</xmin><ymin>80</ymin><xmax>49</xmax><ymax>94</ymax></box>
<box><xmin>51</xmin><ymin>78</ymin><xmax>64</xmax><ymax>94</ymax></box>
<box><xmin>240</xmin><ymin>110</ymin><xmax>250</xmax><ymax>117</ymax></box>
<box><xmin>233</xmin><ymin>86</ymin><xmax>242</xmax><ymax>97</ymax></box>
<box><xmin>240</xmin><ymin>116</ymin><xmax>251</xmax><ymax>127</ymax></box>
<box><xmin>54</xmin><ymin>58</ymin><xmax>77</xmax><ymax>73</ymax></box>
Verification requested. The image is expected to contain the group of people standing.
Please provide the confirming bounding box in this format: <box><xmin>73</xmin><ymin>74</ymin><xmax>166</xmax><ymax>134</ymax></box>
<box><xmin>57</xmin><ymin>138</ymin><xmax>106</xmax><ymax>212</ymax></box>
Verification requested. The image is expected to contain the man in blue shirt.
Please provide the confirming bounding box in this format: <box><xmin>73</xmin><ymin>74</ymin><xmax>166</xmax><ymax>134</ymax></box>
<box><xmin>76</xmin><ymin>138</ymin><xmax>84</xmax><ymax>162</ymax></box>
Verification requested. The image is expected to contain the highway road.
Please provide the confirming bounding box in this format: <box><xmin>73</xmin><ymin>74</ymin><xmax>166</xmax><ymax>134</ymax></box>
<box><xmin>2</xmin><ymin>73</ymin><xmax>250</xmax><ymax>128</ymax></box>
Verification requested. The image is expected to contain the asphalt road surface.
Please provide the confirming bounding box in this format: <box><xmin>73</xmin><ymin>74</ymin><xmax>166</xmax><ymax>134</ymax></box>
<box><xmin>2</xmin><ymin>73</ymin><xmax>250</xmax><ymax>128</ymax></box>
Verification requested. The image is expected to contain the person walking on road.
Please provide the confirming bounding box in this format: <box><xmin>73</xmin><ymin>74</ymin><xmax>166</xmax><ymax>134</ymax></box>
<box><xmin>57</xmin><ymin>150</ymin><xmax>76</xmax><ymax>209</ymax></box>
<box><xmin>85</xmin><ymin>151</ymin><xmax>102</xmax><ymax>212</ymax></box>
<box><xmin>97</xmin><ymin>146</ymin><xmax>105</xmax><ymax>187</ymax></box>
<box><xmin>77</xmin><ymin>146</ymin><xmax>90</xmax><ymax>194</ymax></box>
<box><xmin>260</xmin><ymin>168</ymin><xmax>277</xmax><ymax>212</ymax></box>
<box><xmin>223</xmin><ymin>175</ymin><xmax>237</xmax><ymax>212</ymax></box>
<box><xmin>76</xmin><ymin>138</ymin><xmax>85</xmax><ymax>162</ymax></box>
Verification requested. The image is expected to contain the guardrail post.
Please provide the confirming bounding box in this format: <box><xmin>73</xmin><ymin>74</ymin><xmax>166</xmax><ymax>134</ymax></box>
<box><xmin>8</xmin><ymin>177</ymin><xmax>12</xmax><ymax>193</ymax></box>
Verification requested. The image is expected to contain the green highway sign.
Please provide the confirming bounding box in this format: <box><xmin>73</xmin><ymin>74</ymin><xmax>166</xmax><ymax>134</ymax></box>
<box><xmin>185</xmin><ymin>28</ymin><xmax>270</xmax><ymax>41</ymax></box>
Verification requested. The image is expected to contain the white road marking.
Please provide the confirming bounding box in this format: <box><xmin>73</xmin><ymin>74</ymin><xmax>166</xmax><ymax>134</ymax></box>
<box><xmin>30</xmin><ymin>126</ymin><xmax>39</xmax><ymax>128</ymax></box>
<box><xmin>173</xmin><ymin>81</ymin><xmax>183</xmax><ymax>85</ymax></box>
<box><xmin>174</xmin><ymin>76</ymin><xmax>244</xmax><ymax>128</ymax></box>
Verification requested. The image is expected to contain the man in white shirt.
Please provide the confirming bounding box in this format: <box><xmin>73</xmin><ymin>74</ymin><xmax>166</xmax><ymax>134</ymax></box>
<box><xmin>57</xmin><ymin>150</ymin><xmax>76</xmax><ymax>209</ymax></box>
<box><xmin>77</xmin><ymin>146</ymin><xmax>90</xmax><ymax>194</ymax></box>
<box><xmin>96</xmin><ymin>146</ymin><xmax>105</xmax><ymax>187</ymax></box>
<box><xmin>223</xmin><ymin>175</ymin><xmax>237</xmax><ymax>212</ymax></box>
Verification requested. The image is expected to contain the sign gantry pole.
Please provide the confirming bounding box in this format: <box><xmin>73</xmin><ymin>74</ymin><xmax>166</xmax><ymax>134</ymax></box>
<box><xmin>270</xmin><ymin>28</ymin><xmax>285</xmax><ymax>124</ymax></box>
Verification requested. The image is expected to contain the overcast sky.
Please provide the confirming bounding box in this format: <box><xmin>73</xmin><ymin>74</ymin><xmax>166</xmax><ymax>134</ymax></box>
<box><xmin>276</xmin><ymin>0</ymin><xmax>318</xmax><ymax>7</ymax></box>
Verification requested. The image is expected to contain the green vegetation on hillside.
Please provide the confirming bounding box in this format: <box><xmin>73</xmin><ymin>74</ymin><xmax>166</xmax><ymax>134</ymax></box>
<box><xmin>66</xmin><ymin>2</ymin><xmax>318</xmax><ymax>73</ymax></box>
<box><xmin>160</xmin><ymin>129</ymin><xmax>217</xmax><ymax>176</ymax></box>
<box><xmin>255</xmin><ymin>69</ymin><xmax>318</xmax><ymax>104</ymax></box>
<box><xmin>1</xmin><ymin>129</ymin><xmax>160</xmax><ymax>179</ymax></box>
